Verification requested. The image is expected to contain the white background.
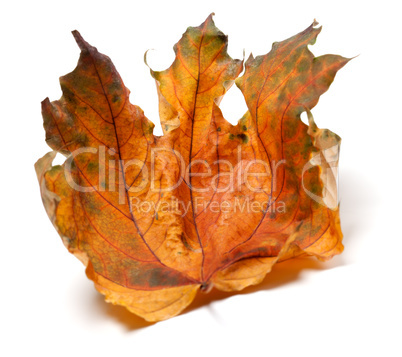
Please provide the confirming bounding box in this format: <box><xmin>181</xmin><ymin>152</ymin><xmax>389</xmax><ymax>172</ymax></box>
<box><xmin>1</xmin><ymin>0</ymin><xmax>401</xmax><ymax>356</ymax></box>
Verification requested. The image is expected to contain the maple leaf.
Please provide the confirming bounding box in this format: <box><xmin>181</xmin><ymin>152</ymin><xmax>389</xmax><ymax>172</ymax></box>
<box><xmin>35</xmin><ymin>15</ymin><xmax>349</xmax><ymax>322</ymax></box>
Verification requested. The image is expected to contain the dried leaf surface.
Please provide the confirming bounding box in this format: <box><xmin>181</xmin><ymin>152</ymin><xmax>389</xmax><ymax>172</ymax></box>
<box><xmin>36</xmin><ymin>15</ymin><xmax>348</xmax><ymax>321</ymax></box>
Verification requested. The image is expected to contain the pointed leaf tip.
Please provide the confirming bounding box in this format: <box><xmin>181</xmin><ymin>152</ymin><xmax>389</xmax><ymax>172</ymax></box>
<box><xmin>244</xmin><ymin>52</ymin><xmax>254</xmax><ymax>68</ymax></box>
<box><xmin>71</xmin><ymin>30</ymin><xmax>89</xmax><ymax>51</ymax></box>
<box><xmin>41</xmin><ymin>97</ymin><xmax>51</xmax><ymax>110</ymax></box>
<box><xmin>201</xmin><ymin>12</ymin><xmax>215</xmax><ymax>27</ymax></box>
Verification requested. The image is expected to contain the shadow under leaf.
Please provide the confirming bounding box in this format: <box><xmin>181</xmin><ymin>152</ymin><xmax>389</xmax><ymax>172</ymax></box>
<box><xmin>183</xmin><ymin>254</ymin><xmax>345</xmax><ymax>316</ymax></box>
<box><xmin>92</xmin><ymin>293</ymin><xmax>155</xmax><ymax>331</ymax></box>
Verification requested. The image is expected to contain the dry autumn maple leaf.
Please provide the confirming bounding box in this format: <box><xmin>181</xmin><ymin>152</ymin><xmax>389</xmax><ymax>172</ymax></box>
<box><xmin>35</xmin><ymin>14</ymin><xmax>349</xmax><ymax>322</ymax></box>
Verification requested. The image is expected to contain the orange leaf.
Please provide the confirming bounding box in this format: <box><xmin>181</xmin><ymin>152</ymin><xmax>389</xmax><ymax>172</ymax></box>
<box><xmin>35</xmin><ymin>15</ymin><xmax>349</xmax><ymax>321</ymax></box>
